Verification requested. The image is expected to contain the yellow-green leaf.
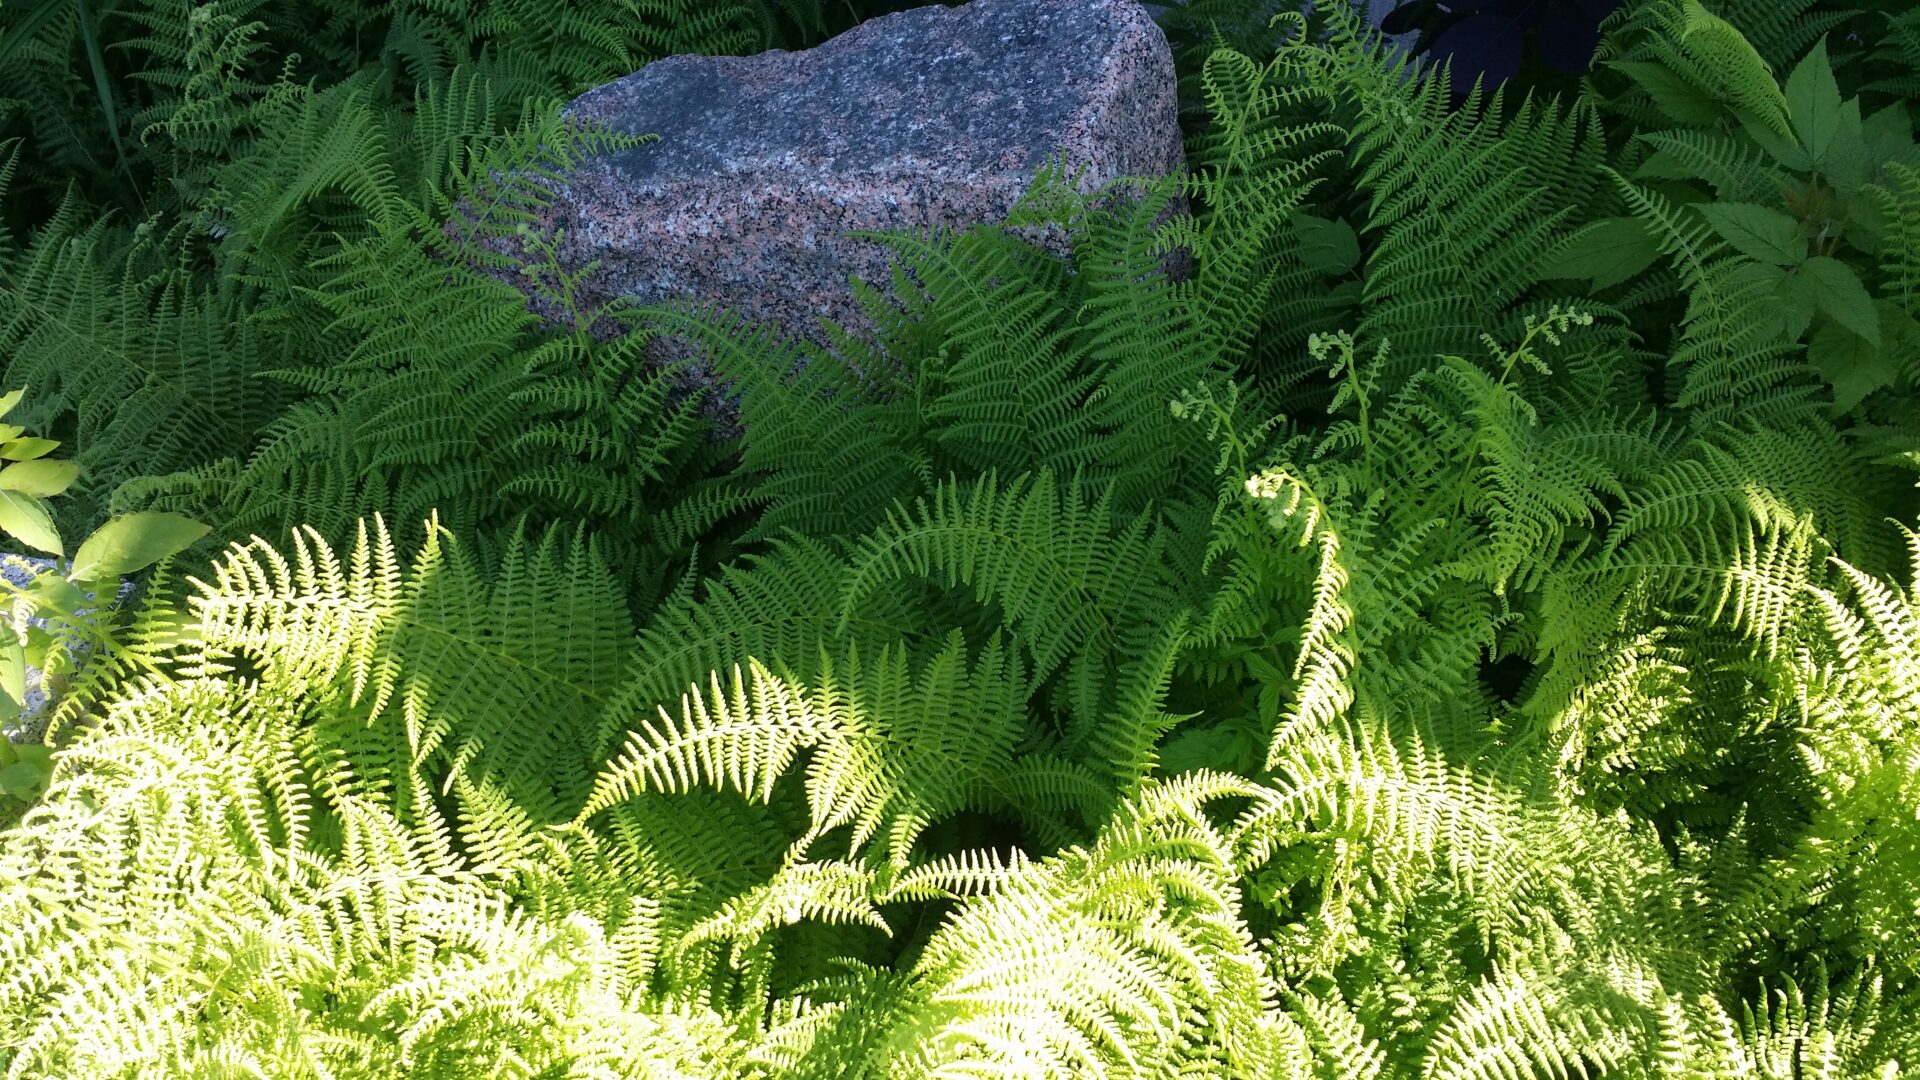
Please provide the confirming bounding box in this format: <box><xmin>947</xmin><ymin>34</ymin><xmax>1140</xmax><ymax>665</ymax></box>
<box><xmin>0</xmin><ymin>491</ymin><xmax>61</xmax><ymax>556</ymax></box>
<box><xmin>0</xmin><ymin>459</ymin><xmax>79</xmax><ymax>497</ymax></box>
<box><xmin>68</xmin><ymin>512</ymin><xmax>210</xmax><ymax>582</ymax></box>
<box><xmin>0</xmin><ymin>637</ymin><xmax>22</xmax><ymax>708</ymax></box>
<box><xmin>0</xmin><ymin>438</ymin><xmax>60</xmax><ymax>462</ymax></box>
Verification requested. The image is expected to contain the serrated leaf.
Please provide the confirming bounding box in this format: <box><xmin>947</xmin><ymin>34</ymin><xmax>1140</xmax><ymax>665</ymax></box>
<box><xmin>1608</xmin><ymin>61</ymin><xmax>1724</xmax><ymax>127</ymax></box>
<box><xmin>1821</xmin><ymin>99</ymin><xmax>1870</xmax><ymax>193</ymax></box>
<box><xmin>1772</xmin><ymin>270</ymin><xmax>1816</xmax><ymax>340</ymax></box>
<box><xmin>1541</xmin><ymin>217</ymin><xmax>1662</xmax><ymax>289</ymax></box>
<box><xmin>1860</xmin><ymin>102</ymin><xmax>1917</xmax><ymax>171</ymax></box>
<box><xmin>68</xmin><ymin>512</ymin><xmax>209</xmax><ymax>583</ymax></box>
<box><xmin>1798</xmin><ymin>256</ymin><xmax>1880</xmax><ymax>346</ymax></box>
<box><xmin>1786</xmin><ymin>37</ymin><xmax>1843</xmax><ymax>168</ymax></box>
<box><xmin>1699</xmin><ymin>202</ymin><xmax>1805</xmax><ymax>266</ymax></box>
<box><xmin>1745</xmin><ymin>118</ymin><xmax>1814</xmax><ymax>174</ymax></box>
<box><xmin>1807</xmin><ymin>322</ymin><xmax>1896</xmax><ymax>414</ymax></box>
<box><xmin>0</xmin><ymin>491</ymin><xmax>61</xmax><ymax>556</ymax></box>
<box><xmin>0</xmin><ymin>459</ymin><xmax>79</xmax><ymax>497</ymax></box>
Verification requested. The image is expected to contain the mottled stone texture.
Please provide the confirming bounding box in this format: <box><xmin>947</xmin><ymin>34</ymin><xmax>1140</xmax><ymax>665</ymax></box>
<box><xmin>512</xmin><ymin>0</ymin><xmax>1188</xmax><ymax>372</ymax></box>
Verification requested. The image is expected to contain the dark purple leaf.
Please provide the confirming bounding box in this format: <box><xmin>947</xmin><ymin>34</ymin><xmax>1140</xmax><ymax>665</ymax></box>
<box><xmin>1429</xmin><ymin>14</ymin><xmax>1526</xmax><ymax>93</ymax></box>
<box><xmin>1537</xmin><ymin>0</ymin><xmax>1604</xmax><ymax>72</ymax></box>
<box><xmin>1380</xmin><ymin>0</ymin><xmax>1443</xmax><ymax>36</ymax></box>
<box><xmin>1568</xmin><ymin>0</ymin><xmax>1625</xmax><ymax>21</ymax></box>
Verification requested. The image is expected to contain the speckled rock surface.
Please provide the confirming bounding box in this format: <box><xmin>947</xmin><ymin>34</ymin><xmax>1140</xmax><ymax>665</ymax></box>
<box><xmin>506</xmin><ymin>0</ymin><xmax>1189</xmax><ymax>379</ymax></box>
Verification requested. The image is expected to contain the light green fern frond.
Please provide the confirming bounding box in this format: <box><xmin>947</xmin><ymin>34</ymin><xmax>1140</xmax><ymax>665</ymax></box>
<box><xmin>586</xmin><ymin>632</ymin><xmax>1102</xmax><ymax>870</ymax></box>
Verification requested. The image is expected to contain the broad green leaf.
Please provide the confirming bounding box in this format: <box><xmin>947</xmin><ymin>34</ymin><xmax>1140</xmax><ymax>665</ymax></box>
<box><xmin>1807</xmin><ymin>322</ymin><xmax>1896</xmax><ymax>414</ymax></box>
<box><xmin>1699</xmin><ymin>202</ymin><xmax>1805</xmax><ymax>266</ymax></box>
<box><xmin>1861</xmin><ymin>102</ymin><xmax>1917</xmax><ymax>171</ymax></box>
<box><xmin>1608</xmin><ymin>62</ymin><xmax>1724</xmax><ymax>127</ymax></box>
<box><xmin>0</xmin><ymin>389</ymin><xmax>21</xmax><ymax>420</ymax></box>
<box><xmin>68</xmin><ymin>512</ymin><xmax>210</xmax><ymax>583</ymax></box>
<box><xmin>21</xmin><ymin>626</ymin><xmax>51</xmax><ymax>669</ymax></box>
<box><xmin>1541</xmin><ymin>217</ymin><xmax>1662</xmax><ymax>290</ymax></box>
<box><xmin>29</xmin><ymin>573</ymin><xmax>87</xmax><ymax>614</ymax></box>
<box><xmin>1821</xmin><ymin>99</ymin><xmax>1869</xmax><ymax>192</ymax></box>
<box><xmin>1291</xmin><ymin>214</ymin><xmax>1360</xmax><ymax>275</ymax></box>
<box><xmin>1798</xmin><ymin>256</ymin><xmax>1880</xmax><ymax>346</ymax></box>
<box><xmin>0</xmin><ymin>762</ymin><xmax>44</xmax><ymax>800</ymax></box>
<box><xmin>1158</xmin><ymin>727</ymin><xmax>1247</xmax><ymax>776</ymax></box>
<box><xmin>0</xmin><ymin>491</ymin><xmax>61</xmax><ymax>556</ymax></box>
<box><xmin>0</xmin><ymin>438</ymin><xmax>59</xmax><ymax>461</ymax></box>
<box><xmin>1741</xmin><ymin>115</ymin><xmax>1813</xmax><ymax>173</ymax></box>
<box><xmin>1785</xmin><ymin>38</ymin><xmax>1844</xmax><ymax>169</ymax></box>
<box><xmin>0</xmin><ymin>459</ymin><xmax>79</xmax><ymax>497</ymax></box>
<box><xmin>1772</xmin><ymin>270</ymin><xmax>1817</xmax><ymax>340</ymax></box>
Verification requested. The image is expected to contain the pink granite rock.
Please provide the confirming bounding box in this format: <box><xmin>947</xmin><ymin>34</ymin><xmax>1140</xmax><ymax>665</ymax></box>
<box><xmin>507</xmin><ymin>0</ymin><xmax>1188</xmax><ymax>377</ymax></box>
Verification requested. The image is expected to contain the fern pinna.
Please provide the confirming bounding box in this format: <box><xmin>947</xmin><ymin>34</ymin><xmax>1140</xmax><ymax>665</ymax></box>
<box><xmin>3</xmin><ymin>0</ymin><xmax>1920</xmax><ymax>1076</ymax></box>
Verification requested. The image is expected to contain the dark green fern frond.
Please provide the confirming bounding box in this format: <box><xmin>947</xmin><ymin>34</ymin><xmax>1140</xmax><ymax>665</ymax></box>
<box><xmin>847</xmin><ymin>221</ymin><xmax>1100</xmax><ymax>480</ymax></box>
<box><xmin>1716</xmin><ymin>0</ymin><xmax>1863</xmax><ymax>70</ymax></box>
<box><xmin>1290</xmin><ymin>16</ymin><xmax>1611</xmax><ymax>374</ymax></box>
<box><xmin>632</xmin><ymin>296</ymin><xmax>931</xmax><ymax>544</ymax></box>
<box><xmin>1867</xmin><ymin>160</ymin><xmax>1920</xmax><ymax>318</ymax></box>
<box><xmin>1180</xmin><ymin>39</ymin><xmax>1345</xmax><ymax>372</ymax></box>
<box><xmin>0</xmin><ymin>204</ymin><xmax>294</xmax><ymax>528</ymax></box>
<box><xmin>1632</xmin><ymin>127</ymin><xmax>1786</xmax><ymax>202</ymax></box>
<box><xmin>842</xmin><ymin>471</ymin><xmax>1182</xmax><ymax>724</ymax></box>
<box><xmin>1611</xmin><ymin>173</ymin><xmax>1820</xmax><ymax>426</ymax></box>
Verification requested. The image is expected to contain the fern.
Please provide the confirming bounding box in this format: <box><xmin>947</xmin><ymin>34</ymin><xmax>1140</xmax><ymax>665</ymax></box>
<box><xmin>3</xmin><ymin>2</ymin><xmax>1918</xmax><ymax>1076</ymax></box>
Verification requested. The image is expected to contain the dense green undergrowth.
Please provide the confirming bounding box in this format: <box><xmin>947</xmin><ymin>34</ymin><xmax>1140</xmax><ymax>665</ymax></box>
<box><xmin>1</xmin><ymin>0</ymin><xmax>1918</xmax><ymax>1074</ymax></box>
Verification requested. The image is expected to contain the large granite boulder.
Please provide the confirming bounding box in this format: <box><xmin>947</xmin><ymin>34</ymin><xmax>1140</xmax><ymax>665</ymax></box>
<box><xmin>505</xmin><ymin>0</ymin><xmax>1188</xmax><ymax>375</ymax></box>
